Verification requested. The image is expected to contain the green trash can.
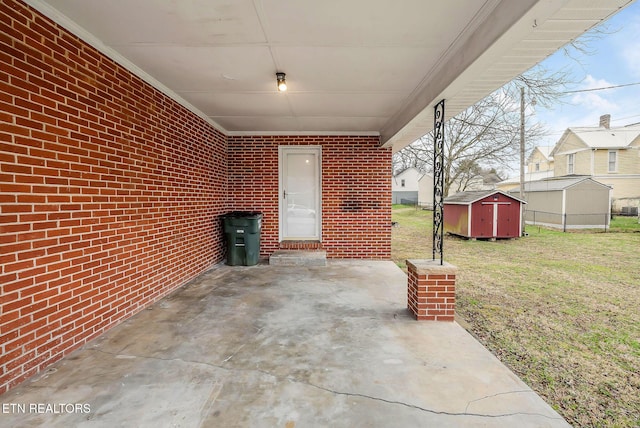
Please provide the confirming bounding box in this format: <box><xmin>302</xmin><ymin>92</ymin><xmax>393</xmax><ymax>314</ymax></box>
<box><xmin>222</xmin><ymin>211</ymin><xmax>262</xmax><ymax>266</ymax></box>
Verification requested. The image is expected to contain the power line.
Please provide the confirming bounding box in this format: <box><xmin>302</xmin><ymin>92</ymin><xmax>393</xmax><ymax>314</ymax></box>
<box><xmin>561</xmin><ymin>81</ymin><xmax>640</xmax><ymax>94</ymax></box>
<box><xmin>611</xmin><ymin>113</ymin><xmax>640</xmax><ymax>122</ymax></box>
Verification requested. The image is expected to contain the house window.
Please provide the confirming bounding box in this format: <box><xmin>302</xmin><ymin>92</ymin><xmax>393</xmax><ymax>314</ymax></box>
<box><xmin>535</xmin><ymin>162</ymin><xmax>540</xmax><ymax>172</ymax></box>
<box><xmin>567</xmin><ymin>154</ymin><xmax>574</xmax><ymax>174</ymax></box>
<box><xmin>401</xmin><ymin>179</ymin><xmax>406</xmax><ymax>187</ymax></box>
<box><xmin>608</xmin><ymin>150</ymin><xmax>617</xmax><ymax>172</ymax></box>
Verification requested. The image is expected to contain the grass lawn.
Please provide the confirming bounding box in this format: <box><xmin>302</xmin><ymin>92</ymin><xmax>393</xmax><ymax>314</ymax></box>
<box><xmin>391</xmin><ymin>205</ymin><xmax>640</xmax><ymax>427</ymax></box>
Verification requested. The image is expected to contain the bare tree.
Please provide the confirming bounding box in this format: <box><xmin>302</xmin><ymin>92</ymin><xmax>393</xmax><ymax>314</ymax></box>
<box><xmin>393</xmin><ymin>14</ymin><xmax>616</xmax><ymax>193</ymax></box>
<box><xmin>392</xmin><ymin>144</ymin><xmax>428</xmax><ymax>174</ymax></box>
<box><xmin>393</xmin><ymin>65</ymin><xmax>571</xmax><ymax>196</ymax></box>
<box><xmin>562</xmin><ymin>23</ymin><xmax>617</xmax><ymax>64</ymax></box>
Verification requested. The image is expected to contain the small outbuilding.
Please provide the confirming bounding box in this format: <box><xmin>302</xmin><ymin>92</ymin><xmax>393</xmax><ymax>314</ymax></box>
<box><xmin>510</xmin><ymin>176</ymin><xmax>612</xmax><ymax>230</ymax></box>
<box><xmin>444</xmin><ymin>190</ymin><xmax>525</xmax><ymax>239</ymax></box>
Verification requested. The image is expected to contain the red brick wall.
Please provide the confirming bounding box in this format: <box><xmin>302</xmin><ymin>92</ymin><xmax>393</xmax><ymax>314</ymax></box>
<box><xmin>0</xmin><ymin>0</ymin><xmax>394</xmax><ymax>394</ymax></box>
<box><xmin>407</xmin><ymin>260</ymin><xmax>456</xmax><ymax>322</ymax></box>
<box><xmin>228</xmin><ymin>136</ymin><xmax>392</xmax><ymax>258</ymax></box>
<box><xmin>0</xmin><ymin>1</ymin><xmax>227</xmax><ymax>393</ymax></box>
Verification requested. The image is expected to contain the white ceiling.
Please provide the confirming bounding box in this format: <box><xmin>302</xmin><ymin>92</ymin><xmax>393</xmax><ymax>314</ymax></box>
<box><xmin>27</xmin><ymin>0</ymin><xmax>633</xmax><ymax>151</ymax></box>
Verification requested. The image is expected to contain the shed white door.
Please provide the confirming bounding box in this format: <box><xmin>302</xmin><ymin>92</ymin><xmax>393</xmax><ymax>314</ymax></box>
<box><xmin>279</xmin><ymin>147</ymin><xmax>321</xmax><ymax>240</ymax></box>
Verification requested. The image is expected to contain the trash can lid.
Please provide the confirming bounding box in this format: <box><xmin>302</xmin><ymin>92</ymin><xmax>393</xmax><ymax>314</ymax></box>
<box><xmin>222</xmin><ymin>211</ymin><xmax>262</xmax><ymax>219</ymax></box>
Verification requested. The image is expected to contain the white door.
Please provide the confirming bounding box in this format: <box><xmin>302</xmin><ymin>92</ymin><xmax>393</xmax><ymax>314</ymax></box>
<box><xmin>279</xmin><ymin>146</ymin><xmax>321</xmax><ymax>240</ymax></box>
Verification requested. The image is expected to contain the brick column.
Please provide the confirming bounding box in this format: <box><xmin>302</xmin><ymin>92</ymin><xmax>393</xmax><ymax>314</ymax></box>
<box><xmin>406</xmin><ymin>260</ymin><xmax>456</xmax><ymax>321</ymax></box>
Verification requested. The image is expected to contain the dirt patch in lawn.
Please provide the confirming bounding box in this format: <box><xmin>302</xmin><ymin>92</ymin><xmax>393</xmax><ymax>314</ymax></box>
<box><xmin>392</xmin><ymin>206</ymin><xmax>640</xmax><ymax>427</ymax></box>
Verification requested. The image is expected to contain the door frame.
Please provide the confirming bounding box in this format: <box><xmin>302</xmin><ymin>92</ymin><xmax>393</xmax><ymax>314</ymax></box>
<box><xmin>278</xmin><ymin>146</ymin><xmax>322</xmax><ymax>241</ymax></box>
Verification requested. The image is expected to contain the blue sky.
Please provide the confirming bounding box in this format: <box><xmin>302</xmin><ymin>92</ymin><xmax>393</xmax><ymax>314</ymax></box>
<box><xmin>532</xmin><ymin>0</ymin><xmax>640</xmax><ymax>147</ymax></box>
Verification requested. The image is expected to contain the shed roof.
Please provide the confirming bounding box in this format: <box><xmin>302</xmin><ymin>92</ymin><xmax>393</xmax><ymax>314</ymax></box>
<box><xmin>511</xmin><ymin>176</ymin><xmax>612</xmax><ymax>193</ymax></box>
<box><xmin>444</xmin><ymin>190</ymin><xmax>525</xmax><ymax>205</ymax></box>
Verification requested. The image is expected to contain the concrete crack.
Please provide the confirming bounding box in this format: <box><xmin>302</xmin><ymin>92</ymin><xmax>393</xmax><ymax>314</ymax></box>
<box><xmin>88</xmin><ymin>348</ymin><xmax>277</xmax><ymax>380</ymax></box>
<box><xmin>88</xmin><ymin>348</ymin><xmax>561</xmax><ymax>421</ymax></box>
<box><xmin>290</xmin><ymin>379</ymin><xmax>562</xmax><ymax>421</ymax></box>
<box><xmin>464</xmin><ymin>389</ymin><xmax>534</xmax><ymax>413</ymax></box>
<box><xmin>222</xmin><ymin>343</ymin><xmax>246</xmax><ymax>363</ymax></box>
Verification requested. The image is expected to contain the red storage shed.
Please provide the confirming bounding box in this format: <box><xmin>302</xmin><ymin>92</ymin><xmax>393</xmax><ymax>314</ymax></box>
<box><xmin>444</xmin><ymin>190</ymin><xmax>526</xmax><ymax>239</ymax></box>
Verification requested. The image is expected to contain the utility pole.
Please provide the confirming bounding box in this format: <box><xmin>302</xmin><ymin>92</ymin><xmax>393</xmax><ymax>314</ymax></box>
<box><xmin>520</xmin><ymin>86</ymin><xmax>526</xmax><ymax>236</ymax></box>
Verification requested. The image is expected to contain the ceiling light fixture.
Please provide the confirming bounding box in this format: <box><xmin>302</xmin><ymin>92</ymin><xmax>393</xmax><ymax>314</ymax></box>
<box><xmin>276</xmin><ymin>72</ymin><xmax>287</xmax><ymax>92</ymax></box>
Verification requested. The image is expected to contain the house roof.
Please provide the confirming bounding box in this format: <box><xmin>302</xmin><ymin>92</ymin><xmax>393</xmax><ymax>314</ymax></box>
<box><xmin>552</xmin><ymin>125</ymin><xmax>640</xmax><ymax>155</ymax></box>
<box><xmin>572</xmin><ymin>125</ymin><xmax>640</xmax><ymax>148</ymax></box>
<box><xmin>482</xmin><ymin>173</ymin><xmax>503</xmax><ymax>185</ymax></box>
<box><xmin>444</xmin><ymin>190</ymin><xmax>525</xmax><ymax>205</ymax></box>
<box><xmin>527</xmin><ymin>146</ymin><xmax>554</xmax><ymax>164</ymax></box>
<box><xmin>27</xmin><ymin>0</ymin><xmax>633</xmax><ymax>151</ymax></box>
<box><xmin>537</xmin><ymin>146</ymin><xmax>554</xmax><ymax>159</ymax></box>
<box><xmin>393</xmin><ymin>167</ymin><xmax>423</xmax><ymax>180</ymax></box>
<box><xmin>511</xmin><ymin>176</ymin><xmax>612</xmax><ymax>192</ymax></box>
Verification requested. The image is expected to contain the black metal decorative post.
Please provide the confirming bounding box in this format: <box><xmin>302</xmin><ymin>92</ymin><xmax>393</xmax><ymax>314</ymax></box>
<box><xmin>432</xmin><ymin>99</ymin><xmax>445</xmax><ymax>265</ymax></box>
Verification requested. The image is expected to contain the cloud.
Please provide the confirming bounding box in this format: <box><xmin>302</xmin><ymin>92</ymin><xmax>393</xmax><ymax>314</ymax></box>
<box><xmin>581</xmin><ymin>75</ymin><xmax>612</xmax><ymax>89</ymax></box>
<box><xmin>570</xmin><ymin>92</ymin><xmax>618</xmax><ymax>112</ymax></box>
<box><xmin>570</xmin><ymin>75</ymin><xmax>620</xmax><ymax>114</ymax></box>
<box><xmin>535</xmin><ymin>74</ymin><xmax>624</xmax><ymax>136</ymax></box>
<box><xmin>533</xmin><ymin>3</ymin><xmax>640</xmax><ymax>138</ymax></box>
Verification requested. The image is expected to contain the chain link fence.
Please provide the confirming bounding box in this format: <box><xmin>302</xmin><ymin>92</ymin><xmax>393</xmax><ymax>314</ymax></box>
<box><xmin>524</xmin><ymin>210</ymin><xmax>610</xmax><ymax>232</ymax></box>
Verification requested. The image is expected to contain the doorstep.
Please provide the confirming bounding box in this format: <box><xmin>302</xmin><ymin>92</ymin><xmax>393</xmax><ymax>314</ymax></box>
<box><xmin>269</xmin><ymin>250</ymin><xmax>327</xmax><ymax>266</ymax></box>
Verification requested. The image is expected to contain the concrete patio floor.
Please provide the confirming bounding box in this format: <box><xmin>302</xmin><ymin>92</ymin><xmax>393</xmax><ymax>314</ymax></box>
<box><xmin>1</xmin><ymin>260</ymin><xmax>570</xmax><ymax>427</ymax></box>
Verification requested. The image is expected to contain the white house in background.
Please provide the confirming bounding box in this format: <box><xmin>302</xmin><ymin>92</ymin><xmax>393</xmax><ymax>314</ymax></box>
<box><xmin>392</xmin><ymin>167</ymin><xmax>422</xmax><ymax>204</ymax></box>
<box><xmin>418</xmin><ymin>174</ymin><xmax>434</xmax><ymax>208</ymax></box>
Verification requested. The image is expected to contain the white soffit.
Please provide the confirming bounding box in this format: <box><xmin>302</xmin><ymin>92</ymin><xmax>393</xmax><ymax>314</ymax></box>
<box><xmin>382</xmin><ymin>0</ymin><xmax>634</xmax><ymax>152</ymax></box>
<box><xmin>24</xmin><ymin>0</ymin><xmax>633</xmax><ymax>149</ymax></box>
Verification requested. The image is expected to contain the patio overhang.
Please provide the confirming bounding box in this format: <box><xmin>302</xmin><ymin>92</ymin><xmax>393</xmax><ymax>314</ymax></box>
<box><xmin>25</xmin><ymin>0</ymin><xmax>632</xmax><ymax>152</ymax></box>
